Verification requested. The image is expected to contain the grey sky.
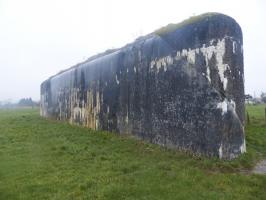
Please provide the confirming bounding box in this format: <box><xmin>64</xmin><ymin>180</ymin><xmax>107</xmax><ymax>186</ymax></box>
<box><xmin>0</xmin><ymin>0</ymin><xmax>265</xmax><ymax>101</ymax></box>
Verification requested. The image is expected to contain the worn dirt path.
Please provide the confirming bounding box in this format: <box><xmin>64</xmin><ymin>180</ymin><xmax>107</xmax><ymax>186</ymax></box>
<box><xmin>253</xmin><ymin>160</ymin><xmax>266</xmax><ymax>174</ymax></box>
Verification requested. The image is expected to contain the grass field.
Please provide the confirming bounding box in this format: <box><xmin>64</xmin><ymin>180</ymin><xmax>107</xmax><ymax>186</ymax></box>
<box><xmin>0</xmin><ymin>105</ymin><xmax>265</xmax><ymax>199</ymax></box>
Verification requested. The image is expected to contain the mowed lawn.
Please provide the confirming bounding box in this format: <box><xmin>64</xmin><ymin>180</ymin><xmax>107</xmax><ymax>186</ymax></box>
<box><xmin>0</xmin><ymin>106</ymin><xmax>265</xmax><ymax>200</ymax></box>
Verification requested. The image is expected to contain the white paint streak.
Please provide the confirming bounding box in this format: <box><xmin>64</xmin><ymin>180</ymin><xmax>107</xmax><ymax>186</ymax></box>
<box><xmin>219</xmin><ymin>144</ymin><xmax>223</xmax><ymax>159</ymax></box>
<box><xmin>187</xmin><ymin>49</ymin><xmax>196</xmax><ymax>64</ymax></box>
<box><xmin>150</xmin><ymin>60</ymin><xmax>156</xmax><ymax>69</ymax></box>
<box><xmin>166</xmin><ymin>56</ymin><xmax>173</xmax><ymax>65</ymax></box>
<box><xmin>217</xmin><ymin>100</ymin><xmax>228</xmax><ymax>115</ymax></box>
<box><xmin>240</xmin><ymin>138</ymin><xmax>246</xmax><ymax>153</ymax></box>
<box><xmin>209</xmin><ymin>39</ymin><xmax>215</xmax><ymax>45</ymax></box>
<box><xmin>154</xmin><ymin>56</ymin><xmax>174</xmax><ymax>72</ymax></box>
<box><xmin>217</xmin><ymin>99</ymin><xmax>237</xmax><ymax>116</ymax></box>
<box><xmin>176</xmin><ymin>51</ymin><xmax>181</xmax><ymax>58</ymax></box>
<box><xmin>181</xmin><ymin>49</ymin><xmax>188</xmax><ymax>57</ymax></box>
<box><xmin>116</xmin><ymin>75</ymin><xmax>120</xmax><ymax>84</ymax></box>
<box><xmin>206</xmin><ymin>66</ymin><xmax>211</xmax><ymax>82</ymax></box>
<box><xmin>210</xmin><ymin>38</ymin><xmax>228</xmax><ymax>90</ymax></box>
<box><xmin>156</xmin><ymin>60</ymin><xmax>162</xmax><ymax>71</ymax></box>
<box><xmin>149</xmin><ymin>36</ymin><xmax>239</xmax><ymax>91</ymax></box>
<box><xmin>201</xmin><ymin>37</ymin><xmax>230</xmax><ymax>90</ymax></box>
<box><xmin>223</xmin><ymin>78</ymin><xmax>228</xmax><ymax>90</ymax></box>
<box><xmin>233</xmin><ymin>41</ymin><xmax>236</xmax><ymax>53</ymax></box>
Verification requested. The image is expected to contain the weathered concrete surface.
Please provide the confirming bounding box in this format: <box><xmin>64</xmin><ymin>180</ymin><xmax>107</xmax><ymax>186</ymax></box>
<box><xmin>40</xmin><ymin>13</ymin><xmax>245</xmax><ymax>159</ymax></box>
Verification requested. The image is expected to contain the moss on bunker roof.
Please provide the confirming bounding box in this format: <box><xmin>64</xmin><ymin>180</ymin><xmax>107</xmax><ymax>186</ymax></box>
<box><xmin>154</xmin><ymin>12</ymin><xmax>222</xmax><ymax>36</ymax></box>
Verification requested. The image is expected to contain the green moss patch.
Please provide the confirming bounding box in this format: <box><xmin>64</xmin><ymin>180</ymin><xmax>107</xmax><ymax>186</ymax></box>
<box><xmin>154</xmin><ymin>12</ymin><xmax>221</xmax><ymax>36</ymax></box>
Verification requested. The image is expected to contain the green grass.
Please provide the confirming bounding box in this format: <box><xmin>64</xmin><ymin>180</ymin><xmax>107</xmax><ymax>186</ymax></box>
<box><xmin>0</xmin><ymin>106</ymin><xmax>265</xmax><ymax>200</ymax></box>
<box><xmin>245</xmin><ymin>104</ymin><xmax>266</xmax><ymax>161</ymax></box>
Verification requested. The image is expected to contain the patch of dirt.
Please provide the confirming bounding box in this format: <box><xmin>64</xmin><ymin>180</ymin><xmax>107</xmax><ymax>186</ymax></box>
<box><xmin>252</xmin><ymin>160</ymin><xmax>266</xmax><ymax>174</ymax></box>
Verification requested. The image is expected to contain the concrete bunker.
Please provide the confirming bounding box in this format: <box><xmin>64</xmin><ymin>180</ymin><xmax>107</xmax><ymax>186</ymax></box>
<box><xmin>41</xmin><ymin>13</ymin><xmax>245</xmax><ymax>159</ymax></box>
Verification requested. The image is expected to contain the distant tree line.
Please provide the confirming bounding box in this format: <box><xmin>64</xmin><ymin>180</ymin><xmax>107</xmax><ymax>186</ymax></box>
<box><xmin>261</xmin><ymin>93</ymin><xmax>266</xmax><ymax>103</ymax></box>
<box><xmin>245</xmin><ymin>92</ymin><xmax>266</xmax><ymax>104</ymax></box>
<box><xmin>18</xmin><ymin>98</ymin><xmax>38</xmax><ymax>107</ymax></box>
<box><xmin>0</xmin><ymin>98</ymin><xmax>39</xmax><ymax>109</ymax></box>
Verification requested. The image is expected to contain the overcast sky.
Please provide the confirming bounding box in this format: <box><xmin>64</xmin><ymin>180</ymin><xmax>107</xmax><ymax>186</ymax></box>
<box><xmin>0</xmin><ymin>0</ymin><xmax>265</xmax><ymax>101</ymax></box>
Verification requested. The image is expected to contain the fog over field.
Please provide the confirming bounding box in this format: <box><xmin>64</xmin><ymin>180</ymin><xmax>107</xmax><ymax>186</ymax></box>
<box><xmin>0</xmin><ymin>0</ymin><xmax>265</xmax><ymax>101</ymax></box>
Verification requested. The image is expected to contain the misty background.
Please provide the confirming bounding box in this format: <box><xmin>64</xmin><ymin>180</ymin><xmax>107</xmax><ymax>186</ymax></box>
<box><xmin>0</xmin><ymin>0</ymin><xmax>265</xmax><ymax>102</ymax></box>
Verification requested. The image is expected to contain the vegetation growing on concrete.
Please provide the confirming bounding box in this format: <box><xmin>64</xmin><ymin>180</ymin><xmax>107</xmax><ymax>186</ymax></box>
<box><xmin>154</xmin><ymin>12</ymin><xmax>221</xmax><ymax>36</ymax></box>
<box><xmin>0</xmin><ymin>105</ymin><xmax>265</xmax><ymax>199</ymax></box>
